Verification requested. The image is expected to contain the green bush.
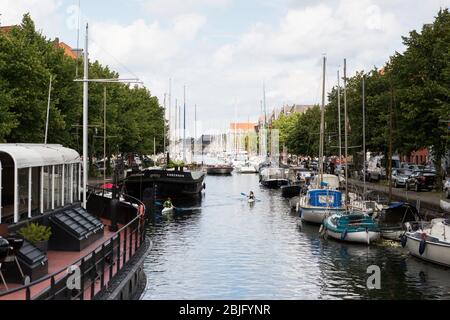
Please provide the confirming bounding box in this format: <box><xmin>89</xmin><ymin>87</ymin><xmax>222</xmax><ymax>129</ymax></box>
<box><xmin>18</xmin><ymin>223</ymin><xmax>52</xmax><ymax>244</ymax></box>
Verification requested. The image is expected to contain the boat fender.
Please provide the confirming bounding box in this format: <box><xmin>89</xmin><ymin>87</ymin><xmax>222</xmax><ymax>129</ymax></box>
<box><xmin>341</xmin><ymin>229</ymin><xmax>348</xmax><ymax>240</ymax></box>
<box><xmin>400</xmin><ymin>235</ymin><xmax>407</xmax><ymax>248</ymax></box>
<box><xmin>419</xmin><ymin>239</ymin><xmax>427</xmax><ymax>256</ymax></box>
<box><xmin>319</xmin><ymin>224</ymin><xmax>324</xmax><ymax>234</ymax></box>
<box><xmin>366</xmin><ymin>228</ymin><xmax>370</xmax><ymax>245</ymax></box>
<box><xmin>203</xmin><ymin>183</ymin><xmax>206</xmax><ymax>190</ymax></box>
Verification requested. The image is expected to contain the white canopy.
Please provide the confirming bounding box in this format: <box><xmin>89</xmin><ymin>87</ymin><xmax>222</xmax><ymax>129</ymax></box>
<box><xmin>0</xmin><ymin>144</ymin><xmax>81</xmax><ymax>169</ymax></box>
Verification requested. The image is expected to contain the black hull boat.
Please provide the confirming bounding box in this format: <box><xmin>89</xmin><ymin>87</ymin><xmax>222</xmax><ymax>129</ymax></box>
<box><xmin>259</xmin><ymin>167</ymin><xmax>288</xmax><ymax>189</ymax></box>
<box><xmin>281</xmin><ymin>184</ymin><xmax>302</xmax><ymax>198</ymax></box>
<box><xmin>206</xmin><ymin>165</ymin><xmax>234</xmax><ymax>175</ymax></box>
<box><xmin>122</xmin><ymin>167</ymin><xmax>206</xmax><ymax>201</ymax></box>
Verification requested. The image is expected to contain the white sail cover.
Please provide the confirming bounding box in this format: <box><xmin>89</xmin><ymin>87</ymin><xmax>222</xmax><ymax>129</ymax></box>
<box><xmin>0</xmin><ymin>144</ymin><xmax>81</xmax><ymax>169</ymax></box>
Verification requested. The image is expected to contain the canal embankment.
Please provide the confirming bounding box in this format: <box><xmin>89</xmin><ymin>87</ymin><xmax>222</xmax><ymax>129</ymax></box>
<box><xmin>348</xmin><ymin>178</ymin><xmax>448</xmax><ymax>220</ymax></box>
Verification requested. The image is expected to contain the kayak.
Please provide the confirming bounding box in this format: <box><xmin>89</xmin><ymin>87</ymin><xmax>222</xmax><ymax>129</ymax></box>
<box><xmin>162</xmin><ymin>206</ymin><xmax>174</xmax><ymax>215</ymax></box>
<box><xmin>248</xmin><ymin>198</ymin><xmax>255</xmax><ymax>204</ymax></box>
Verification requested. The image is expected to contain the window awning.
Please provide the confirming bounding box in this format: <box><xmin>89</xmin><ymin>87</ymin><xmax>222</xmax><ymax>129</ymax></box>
<box><xmin>0</xmin><ymin>144</ymin><xmax>81</xmax><ymax>169</ymax></box>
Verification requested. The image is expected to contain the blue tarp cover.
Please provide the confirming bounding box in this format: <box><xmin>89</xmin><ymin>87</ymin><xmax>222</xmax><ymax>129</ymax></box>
<box><xmin>308</xmin><ymin>189</ymin><xmax>342</xmax><ymax>207</ymax></box>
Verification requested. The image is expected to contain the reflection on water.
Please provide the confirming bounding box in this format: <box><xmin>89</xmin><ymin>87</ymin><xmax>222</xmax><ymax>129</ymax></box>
<box><xmin>141</xmin><ymin>174</ymin><xmax>450</xmax><ymax>300</ymax></box>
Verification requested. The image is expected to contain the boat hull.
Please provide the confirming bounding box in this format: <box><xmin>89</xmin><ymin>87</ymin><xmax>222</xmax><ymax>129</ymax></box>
<box><xmin>206</xmin><ymin>167</ymin><xmax>234</xmax><ymax>175</ymax></box>
<box><xmin>405</xmin><ymin>234</ymin><xmax>450</xmax><ymax>267</ymax></box>
<box><xmin>162</xmin><ymin>207</ymin><xmax>174</xmax><ymax>215</ymax></box>
<box><xmin>261</xmin><ymin>179</ymin><xmax>288</xmax><ymax>189</ymax></box>
<box><xmin>300</xmin><ymin>207</ymin><xmax>345</xmax><ymax>224</ymax></box>
<box><xmin>326</xmin><ymin>229</ymin><xmax>380</xmax><ymax>244</ymax></box>
<box><xmin>380</xmin><ymin>229</ymin><xmax>404</xmax><ymax>241</ymax></box>
<box><xmin>281</xmin><ymin>185</ymin><xmax>301</xmax><ymax>198</ymax></box>
<box><xmin>123</xmin><ymin>169</ymin><xmax>206</xmax><ymax>199</ymax></box>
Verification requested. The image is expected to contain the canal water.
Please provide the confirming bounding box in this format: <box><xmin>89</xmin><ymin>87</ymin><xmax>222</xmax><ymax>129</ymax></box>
<box><xmin>141</xmin><ymin>174</ymin><xmax>450</xmax><ymax>300</ymax></box>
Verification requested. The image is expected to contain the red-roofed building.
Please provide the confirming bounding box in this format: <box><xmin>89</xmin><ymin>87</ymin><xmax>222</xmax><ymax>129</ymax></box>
<box><xmin>229</xmin><ymin>123</ymin><xmax>257</xmax><ymax>133</ymax></box>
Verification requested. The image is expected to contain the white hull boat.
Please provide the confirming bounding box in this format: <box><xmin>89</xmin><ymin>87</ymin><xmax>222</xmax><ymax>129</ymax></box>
<box><xmin>301</xmin><ymin>207</ymin><xmax>343</xmax><ymax>224</ymax></box>
<box><xmin>162</xmin><ymin>206</ymin><xmax>174</xmax><ymax>215</ymax></box>
<box><xmin>404</xmin><ymin>219</ymin><xmax>450</xmax><ymax>267</ymax></box>
<box><xmin>326</xmin><ymin>229</ymin><xmax>381</xmax><ymax>244</ymax></box>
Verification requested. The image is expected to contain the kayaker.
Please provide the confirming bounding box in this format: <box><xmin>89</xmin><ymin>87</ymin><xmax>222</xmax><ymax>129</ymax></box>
<box><xmin>248</xmin><ymin>191</ymin><xmax>255</xmax><ymax>200</ymax></box>
<box><xmin>163</xmin><ymin>198</ymin><xmax>172</xmax><ymax>208</ymax></box>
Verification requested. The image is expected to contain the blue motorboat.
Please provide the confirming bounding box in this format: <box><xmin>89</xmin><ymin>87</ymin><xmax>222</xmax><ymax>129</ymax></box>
<box><xmin>299</xmin><ymin>189</ymin><xmax>345</xmax><ymax>224</ymax></box>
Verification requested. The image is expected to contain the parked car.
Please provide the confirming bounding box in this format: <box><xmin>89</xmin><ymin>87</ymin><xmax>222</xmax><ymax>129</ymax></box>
<box><xmin>444</xmin><ymin>178</ymin><xmax>450</xmax><ymax>199</ymax></box>
<box><xmin>391</xmin><ymin>169</ymin><xmax>413</xmax><ymax>188</ymax></box>
<box><xmin>405</xmin><ymin>170</ymin><xmax>436</xmax><ymax>192</ymax></box>
<box><xmin>401</xmin><ymin>163</ymin><xmax>425</xmax><ymax>171</ymax></box>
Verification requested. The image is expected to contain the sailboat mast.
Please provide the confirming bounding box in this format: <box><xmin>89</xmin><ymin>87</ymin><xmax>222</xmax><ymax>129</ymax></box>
<box><xmin>163</xmin><ymin>93</ymin><xmax>167</xmax><ymax>154</ymax></box>
<box><xmin>44</xmin><ymin>75</ymin><xmax>53</xmax><ymax>144</ymax></box>
<box><xmin>168</xmin><ymin>78</ymin><xmax>172</xmax><ymax>154</ymax></box>
<box><xmin>319</xmin><ymin>56</ymin><xmax>326</xmax><ymax>185</ymax></box>
<box><xmin>183</xmin><ymin>85</ymin><xmax>186</xmax><ymax>163</ymax></box>
<box><xmin>362</xmin><ymin>73</ymin><xmax>367</xmax><ymax>197</ymax></box>
<box><xmin>343</xmin><ymin>58</ymin><xmax>349</xmax><ymax>207</ymax></box>
<box><xmin>82</xmin><ymin>23</ymin><xmax>89</xmax><ymax>209</ymax></box>
<box><xmin>337</xmin><ymin>69</ymin><xmax>342</xmax><ymax>162</ymax></box>
<box><xmin>388</xmin><ymin>74</ymin><xmax>394</xmax><ymax>202</ymax></box>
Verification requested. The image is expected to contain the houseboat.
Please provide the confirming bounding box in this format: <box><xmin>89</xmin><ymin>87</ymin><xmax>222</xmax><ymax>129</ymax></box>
<box><xmin>0</xmin><ymin>144</ymin><xmax>150</xmax><ymax>300</ymax></box>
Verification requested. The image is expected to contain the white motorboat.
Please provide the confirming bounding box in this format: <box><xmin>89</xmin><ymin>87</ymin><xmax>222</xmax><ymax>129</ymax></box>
<box><xmin>404</xmin><ymin>218</ymin><xmax>450</xmax><ymax>267</ymax></box>
<box><xmin>237</xmin><ymin>163</ymin><xmax>258</xmax><ymax>174</ymax></box>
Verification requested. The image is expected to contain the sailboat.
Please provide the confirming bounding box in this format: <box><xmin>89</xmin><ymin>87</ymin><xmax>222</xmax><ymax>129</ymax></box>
<box><xmin>300</xmin><ymin>56</ymin><xmax>345</xmax><ymax>224</ymax></box>
<box><xmin>322</xmin><ymin>59</ymin><xmax>380</xmax><ymax>244</ymax></box>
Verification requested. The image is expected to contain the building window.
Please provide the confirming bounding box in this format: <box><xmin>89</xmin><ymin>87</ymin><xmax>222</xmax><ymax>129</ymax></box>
<box><xmin>18</xmin><ymin>168</ymin><xmax>29</xmax><ymax>222</ymax></box>
<box><xmin>54</xmin><ymin>165</ymin><xmax>63</xmax><ymax>208</ymax></box>
<box><xmin>43</xmin><ymin>166</ymin><xmax>53</xmax><ymax>212</ymax></box>
<box><xmin>64</xmin><ymin>164</ymin><xmax>70</xmax><ymax>205</ymax></box>
<box><xmin>31</xmin><ymin>167</ymin><xmax>40</xmax><ymax>217</ymax></box>
<box><xmin>73</xmin><ymin>164</ymin><xmax>79</xmax><ymax>202</ymax></box>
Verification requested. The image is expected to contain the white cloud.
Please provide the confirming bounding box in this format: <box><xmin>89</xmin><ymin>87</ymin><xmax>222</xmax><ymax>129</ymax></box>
<box><xmin>143</xmin><ymin>0</ymin><xmax>231</xmax><ymax>17</ymax></box>
<box><xmin>1</xmin><ymin>0</ymin><xmax>448</xmax><ymax>132</ymax></box>
<box><xmin>0</xmin><ymin>0</ymin><xmax>62</xmax><ymax>37</ymax></box>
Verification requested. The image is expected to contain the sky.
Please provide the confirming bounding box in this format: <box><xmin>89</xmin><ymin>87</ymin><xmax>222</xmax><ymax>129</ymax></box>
<box><xmin>1</xmin><ymin>0</ymin><xmax>450</xmax><ymax>136</ymax></box>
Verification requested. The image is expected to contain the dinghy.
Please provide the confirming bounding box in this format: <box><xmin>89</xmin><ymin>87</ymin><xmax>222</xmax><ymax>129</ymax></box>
<box><xmin>322</xmin><ymin>212</ymin><xmax>380</xmax><ymax>244</ymax></box>
<box><xmin>403</xmin><ymin>218</ymin><xmax>450</xmax><ymax>267</ymax></box>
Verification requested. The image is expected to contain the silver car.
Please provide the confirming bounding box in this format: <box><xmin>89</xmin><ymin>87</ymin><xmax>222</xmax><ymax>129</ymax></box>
<box><xmin>391</xmin><ymin>169</ymin><xmax>413</xmax><ymax>188</ymax></box>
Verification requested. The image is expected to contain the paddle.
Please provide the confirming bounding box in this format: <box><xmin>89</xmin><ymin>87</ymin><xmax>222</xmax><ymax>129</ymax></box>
<box><xmin>240</xmin><ymin>193</ymin><xmax>261</xmax><ymax>202</ymax></box>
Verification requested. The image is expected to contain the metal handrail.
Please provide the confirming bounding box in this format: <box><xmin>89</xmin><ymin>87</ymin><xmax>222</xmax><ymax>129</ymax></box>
<box><xmin>0</xmin><ymin>189</ymin><xmax>146</xmax><ymax>300</ymax></box>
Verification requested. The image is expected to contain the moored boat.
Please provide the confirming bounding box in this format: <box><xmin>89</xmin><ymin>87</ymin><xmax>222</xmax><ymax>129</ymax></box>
<box><xmin>206</xmin><ymin>165</ymin><xmax>234</xmax><ymax>175</ymax></box>
<box><xmin>122</xmin><ymin>167</ymin><xmax>206</xmax><ymax>201</ymax></box>
<box><xmin>322</xmin><ymin>212</ymin><xmax>380</xmax><ymax>244</ymax></box>
<box><xmin>259</xmin><ymin>167</ymin><xmax>288</xmax><ymax>188</ymax></box>
<box><xmin>299</xmin><ymin>189</ymin><xmax>345</xmax><ymax>224</ymax></box>
<box><xmin>403</xmin><ymin>218</ymin><xmax>450</xmax><ymax>267</ymax></box>
<box><xmin>376</xmin><ymin>202</ymin><xmax>421</xmax><ymax>241</ymax></box>
<box><xmin>0</xmin><ymin>144</ymin><xmax>149</xmax><ymax>300</ymax></box>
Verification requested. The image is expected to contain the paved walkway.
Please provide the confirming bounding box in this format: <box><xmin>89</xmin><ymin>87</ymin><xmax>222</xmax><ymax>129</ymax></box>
<box><xmin>348</xmin><ymin>178</ymin><xmax>448</xmax><ymax>216</ymax></box>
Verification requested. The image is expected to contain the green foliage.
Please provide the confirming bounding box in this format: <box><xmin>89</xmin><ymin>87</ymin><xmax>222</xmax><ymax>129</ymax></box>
<box><xmin>0</xmin><ymin>14</ymin><xmax>165</xmax><ymax>159</ymax></box>
<box><xmin>324</xmin><ymin>8</ymin><xmax>450</xmax><ymax>177</ymax></box>
<box><xmin>167</xmin><ymin>160</ymin><xmax>185</xmax><ymax>168</ymax></box>
<box><xmin>18</xmin><ymin>223</ymin><xmax>52</xmax><ymax>244</ymax></box>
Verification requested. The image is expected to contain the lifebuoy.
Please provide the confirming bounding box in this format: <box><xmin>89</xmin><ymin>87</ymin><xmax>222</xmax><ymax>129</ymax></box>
<box><xmin>419</xmin><ymin>239</ymin><xmax>427</xmax><ymax>255</ymax></box>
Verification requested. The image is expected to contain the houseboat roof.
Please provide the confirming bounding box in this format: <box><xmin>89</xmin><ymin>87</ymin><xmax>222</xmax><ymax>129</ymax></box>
<box><xmin>0</xmin><ymin>144</ymin><xmax>80</xmax><ymax>168</ymax></box>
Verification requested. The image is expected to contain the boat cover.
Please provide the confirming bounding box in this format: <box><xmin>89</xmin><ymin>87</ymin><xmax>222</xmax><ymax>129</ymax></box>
<box><xmin>308</xmin><ymin>189</ymin><xmax>342</xmax><ymax>207</ymax></box>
